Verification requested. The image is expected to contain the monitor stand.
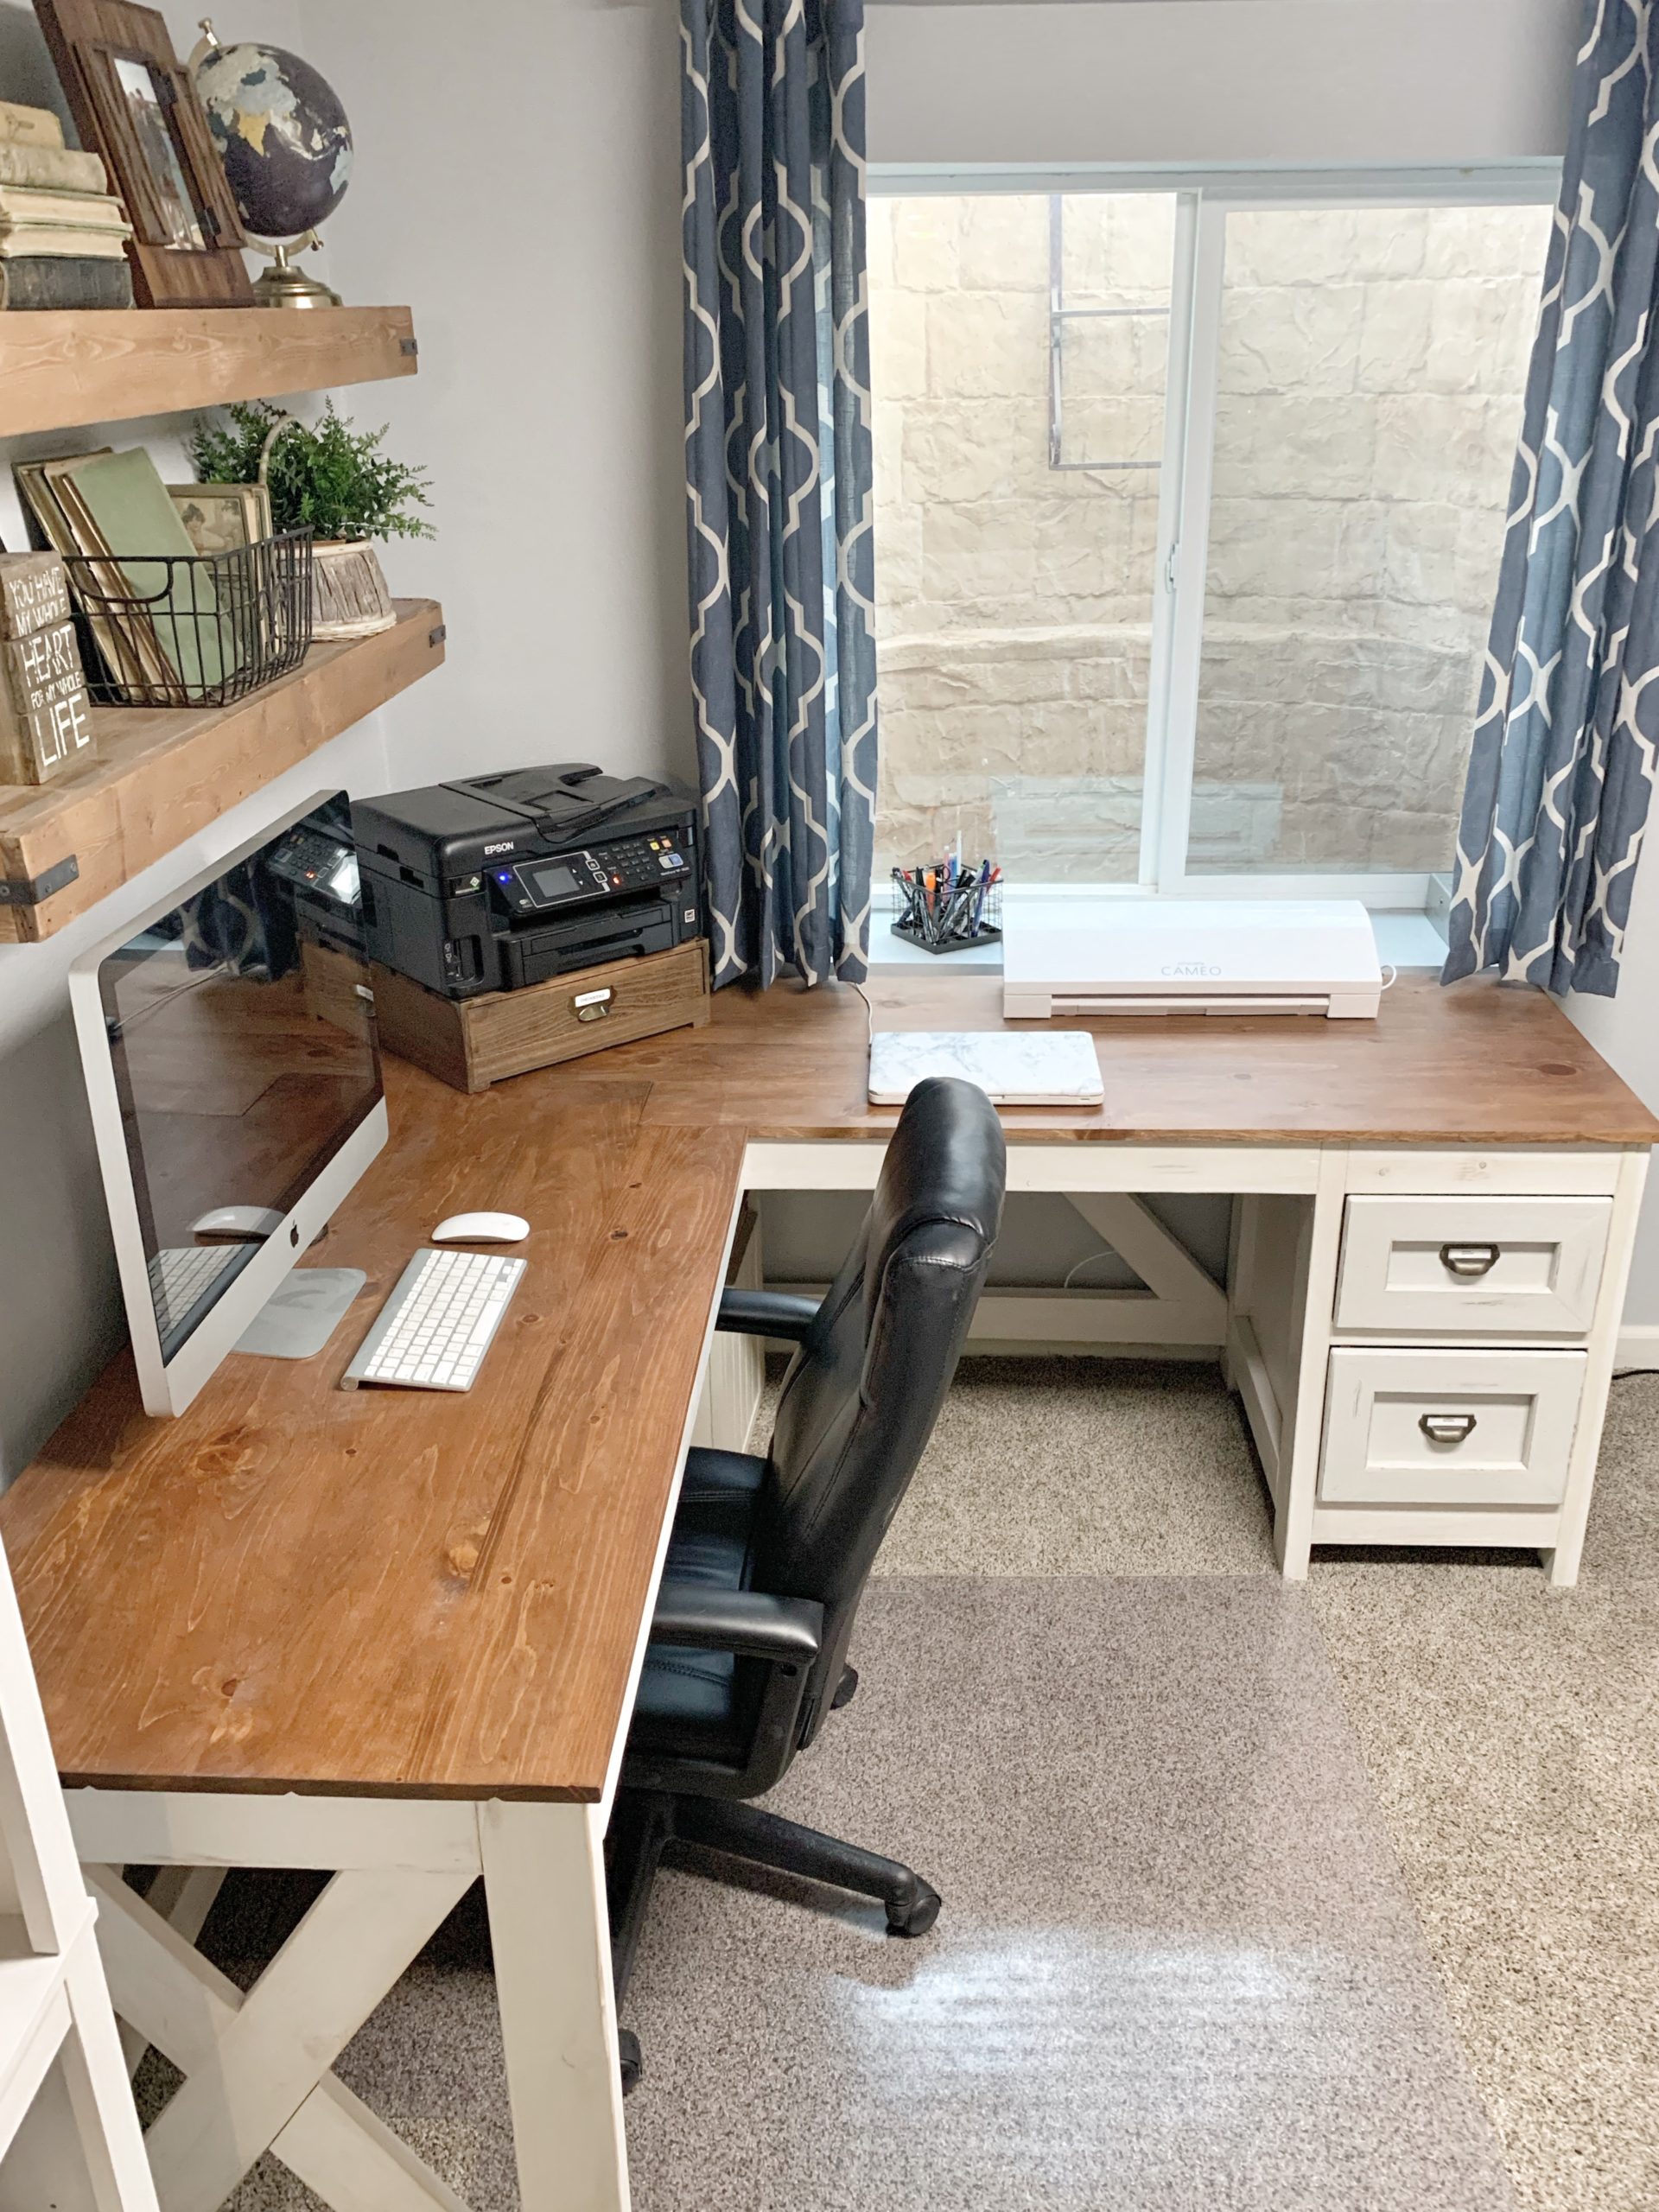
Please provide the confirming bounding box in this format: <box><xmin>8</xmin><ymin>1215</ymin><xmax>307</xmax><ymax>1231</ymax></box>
<box><xmin>234</xmin><ymin>1268</ymin><xmax>367</xmax><ymax>1360</ymax></box>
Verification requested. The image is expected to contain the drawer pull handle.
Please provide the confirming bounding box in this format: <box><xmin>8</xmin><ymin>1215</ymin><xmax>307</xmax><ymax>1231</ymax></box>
<box><xmin>573</xmin><ymin>987</ymin><xmax>613</xmax><ymax>1025</ymax></box>
<box><xmin>1440</xmin><ymin>1242</ymin><xmax>1499</xmax><ymax>1278</ymax></box>
<box><xmin>1419</xmin><ymin>1412</ymin><xmax>1478</xmax><ymax>1446</ymax></box>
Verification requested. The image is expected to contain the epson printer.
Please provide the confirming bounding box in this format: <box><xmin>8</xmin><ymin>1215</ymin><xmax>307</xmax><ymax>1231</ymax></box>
<box><xmin>353</xmin><ymin>764</ymin><xmax>702</xmax><ymax>1000</ymax></box>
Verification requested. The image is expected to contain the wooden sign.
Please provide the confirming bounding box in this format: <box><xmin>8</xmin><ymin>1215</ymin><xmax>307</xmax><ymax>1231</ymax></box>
<box><xmin>0</xmin><ymin>619</ymin><xmax>96</xmax><ymax>786</ymax></box>
<box><xmin>0</xmin><ymin>550</ymin><xmax>72</xmax><ymax>641</ymax></box>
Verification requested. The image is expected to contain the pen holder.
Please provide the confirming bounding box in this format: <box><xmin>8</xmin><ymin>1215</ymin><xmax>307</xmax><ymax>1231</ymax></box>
<box><xmin>890</xmin><ymin>859</ymin><xmax>1002</xmax><ymax>955</ymax></box>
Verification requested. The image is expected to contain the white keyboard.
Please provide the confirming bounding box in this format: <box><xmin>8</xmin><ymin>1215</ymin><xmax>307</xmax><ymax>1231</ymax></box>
<box><xmin>148</xmin><ymin>1244</ymin><xmax>240</xmax><ymax>1330</ymax></box>
<box><xmin>341</xmin><ymin>1247</ymin><xmax>525</xmax><ymax>1393</ymax></box>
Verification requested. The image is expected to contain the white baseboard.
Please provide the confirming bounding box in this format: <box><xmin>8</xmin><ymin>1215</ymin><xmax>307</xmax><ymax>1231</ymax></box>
<box><xmin>1615</xmin><ymin>1324</ymin><xmax>1659</xmax><ymax>1372</ymax></box>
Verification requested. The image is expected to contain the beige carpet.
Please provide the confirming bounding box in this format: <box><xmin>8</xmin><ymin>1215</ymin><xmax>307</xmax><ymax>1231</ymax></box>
<box><xmin>184</xmin><ymin>1357</ymin><xmax>1657</xmax><ymax>2212</ymax></box>
<box><xmin>882</xmin><ymin>1357</ymin><xmax>1659</xmax><ymax>2212</ymax></box>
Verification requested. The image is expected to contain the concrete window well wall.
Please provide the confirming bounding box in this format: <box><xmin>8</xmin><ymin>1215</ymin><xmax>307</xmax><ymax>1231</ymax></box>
<box><xmin>868</xmin><ymin>193</ymin><xmax>1554</xmax><ymax>884</ymax></box>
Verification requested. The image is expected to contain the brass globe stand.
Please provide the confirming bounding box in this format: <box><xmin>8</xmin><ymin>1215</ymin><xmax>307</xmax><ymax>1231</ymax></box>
<box><xmin>251</xmin><ymin>230</ymin><xmax>341</xmax><ymax>310</ymax></box>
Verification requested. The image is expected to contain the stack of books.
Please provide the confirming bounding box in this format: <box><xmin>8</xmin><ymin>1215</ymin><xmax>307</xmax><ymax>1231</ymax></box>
<box><xmin>17</xmin><ymin>446</ymin><xmax>235</xmax><ymax>702</ymax></box>
<box><xmin>0</xmin><ymin>99</ymin><xmax>133</xmax><ymax>310</ymax></box>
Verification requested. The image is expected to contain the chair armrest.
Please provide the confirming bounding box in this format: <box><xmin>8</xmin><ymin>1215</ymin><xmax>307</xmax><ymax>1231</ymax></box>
<box><xmin>648</xmin><ymin>1583</ymin><xmax>823</xmax><ymax>1662</ymax></box>
<box><xmin>715</xmin><ymin>1288</ymin><xmax>819</xmax><ymax>1343</ymax></box>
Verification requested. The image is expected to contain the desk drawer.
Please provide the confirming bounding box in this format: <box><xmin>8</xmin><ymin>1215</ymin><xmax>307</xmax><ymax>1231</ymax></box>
<box><xmin>1319</xmin><ymin>1347</ymin><xmax>1584</xmax><ymax>1508</ymax></box>
<box><xmin>1334</xmin><ymin>1196</ymin><xmax>1611</xmax><ymax>1337</ymax></box>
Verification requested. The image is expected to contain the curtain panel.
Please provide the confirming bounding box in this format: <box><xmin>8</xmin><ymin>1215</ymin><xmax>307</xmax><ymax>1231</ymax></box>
<box><xmin>1445</xmin><ymin>0</ymin><xmax>1659</xmax><ymax>996</ymax></box>
<box><xmin>681</xmin><ymin>0</ymin><xmax>876</xmax><ymax>989</ymax></box>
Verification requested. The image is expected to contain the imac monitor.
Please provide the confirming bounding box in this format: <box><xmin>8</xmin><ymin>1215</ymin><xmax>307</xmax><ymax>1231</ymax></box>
<box><xmin>70</xmin><ymin>791</ymin><xmax>389</xmax><ymax>1416</ymax></box>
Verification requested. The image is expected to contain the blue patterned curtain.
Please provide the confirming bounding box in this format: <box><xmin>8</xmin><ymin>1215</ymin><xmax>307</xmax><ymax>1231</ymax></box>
<box><xmin>681</xmin><ymin>0</ymin><xmax>876</xmax><ymax>989</ymax></box>
<box><xmin>1445</xmin><ymin>2</ymin><xmax>1659</xmax><ymax>996</ymax></box>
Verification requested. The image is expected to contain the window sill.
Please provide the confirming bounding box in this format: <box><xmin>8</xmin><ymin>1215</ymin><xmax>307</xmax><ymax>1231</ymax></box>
<box><xmin>868</xmin><ymin>894</ymin><xmax>1447</xmax><ymax>975</ymax></box>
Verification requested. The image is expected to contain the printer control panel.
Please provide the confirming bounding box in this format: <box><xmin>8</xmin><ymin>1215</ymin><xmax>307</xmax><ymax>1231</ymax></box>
<box><xmin>494</xmin><ymin>831</ymin><xmax>693</xmax><ymax>916</ymax></box>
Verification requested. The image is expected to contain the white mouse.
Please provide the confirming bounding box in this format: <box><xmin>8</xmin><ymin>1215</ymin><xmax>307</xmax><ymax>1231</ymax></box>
<box><xmin>431</xmin><ymin>1211</ymin><xmax>530</xmax><ymax>1245</ymax></box>
<box><xmin>192</xmin><ymin>1204</ymin><xmax>283</xmax><ymax>1238</ymax></box>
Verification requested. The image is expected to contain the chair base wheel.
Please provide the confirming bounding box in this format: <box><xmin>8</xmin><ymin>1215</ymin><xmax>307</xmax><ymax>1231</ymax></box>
<box><xmin>619</xmin><ymin>2028</ymin><xmax>642</xmax><ymax>2095</ymax></box>
<box><xmin>887</xmin><ymin>1879</ymin><xmax>941</xmax><ymax>1937</ymax></box>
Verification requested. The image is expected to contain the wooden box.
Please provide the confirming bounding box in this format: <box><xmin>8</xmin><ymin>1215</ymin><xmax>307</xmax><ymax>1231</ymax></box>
<box><xmin>371</xmin><ymin>938</ymin><xmax>711</xmax><ymax>1093</ymax></box>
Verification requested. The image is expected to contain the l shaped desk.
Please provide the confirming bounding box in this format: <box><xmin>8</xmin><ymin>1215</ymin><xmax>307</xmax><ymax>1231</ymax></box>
<box><xmin>1</xmin><ymin>970</ymin><xmax>1653</xmax><ymax>2212</ymax></box>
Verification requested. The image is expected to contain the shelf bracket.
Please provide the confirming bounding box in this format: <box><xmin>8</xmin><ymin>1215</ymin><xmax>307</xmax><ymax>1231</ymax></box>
<box><xmin>0</xmin><ymin>852</ymin><xmax>79</xmax><ymax>909</ymax></box>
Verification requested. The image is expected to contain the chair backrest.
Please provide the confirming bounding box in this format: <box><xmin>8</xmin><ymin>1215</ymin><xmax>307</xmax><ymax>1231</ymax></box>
<box><xmin>753</xmin><ymin>1075</ymin><xmax>1005</xmax><ymax>1745</ymax></box>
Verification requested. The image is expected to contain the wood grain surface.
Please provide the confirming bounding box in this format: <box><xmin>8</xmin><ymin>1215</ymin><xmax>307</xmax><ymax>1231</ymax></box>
<box><xmin>0</xmin><ymin>601</ymin><xmax>446</xmax><ymax>943</ymax></box>
<box><xmin>0</xmin><ymin>307</ymin><xmax>417</xmax><ymax>441</ymax></box>
<box><xmin>563</xmin><ymin>970</ymin><xmax>1659</xmax><ymax>1147</ymax></box>
<box><xmin>1</xmin><ymin>1062</ymin><xmax>745</xmax><ymax>1802</ymax></box>
<box><xmin>3</xmin><ymin>967</ymin><xmax>1651</xmax><ymax>1806</ymax></box>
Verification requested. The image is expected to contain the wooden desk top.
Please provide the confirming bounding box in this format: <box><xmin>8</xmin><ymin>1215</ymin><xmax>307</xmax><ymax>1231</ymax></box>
<box><xmin>1</xmin><ymin>1066</ymin><xmax>746</xmax><ymax>1803</ymax></box>
<box><xmin>568</xmin><ymin>970</ymin><xmax>1659</xmax><ymax>1149</ymax></box>
<box><xmin>3</xmin><ymin>969</ymin><xmax>1652</xmax><ymax>1806</ymax></box>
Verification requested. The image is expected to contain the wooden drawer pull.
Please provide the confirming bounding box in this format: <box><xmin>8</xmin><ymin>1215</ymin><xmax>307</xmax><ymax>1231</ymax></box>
<box><xmin>1439</xmin><ymin>1242</ymin><xmax>1500</xmax><ymax>1277</ymax></box>
<box><xmin>1419</xmin><ymin>1411</ymin><xmax>1478</xmax><ymax>1446</ymax></box>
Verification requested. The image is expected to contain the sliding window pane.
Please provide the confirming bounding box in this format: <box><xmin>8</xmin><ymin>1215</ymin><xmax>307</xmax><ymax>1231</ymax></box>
<box><xmin>869</xmin><ymin>193</ymin><xmax>1175</xmax><ymax>884</ymax></box>
<box><xmin>1188</xmin><ymin>202</ymin><xmax>1552</xmax><ymax>876</ymax></box>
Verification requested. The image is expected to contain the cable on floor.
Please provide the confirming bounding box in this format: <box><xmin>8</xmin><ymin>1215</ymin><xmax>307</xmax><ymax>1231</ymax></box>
<box><xmin>1063</xmin><ymin>1249</ymin><xmax>1118</xmax><ymax>1289</ymax></box>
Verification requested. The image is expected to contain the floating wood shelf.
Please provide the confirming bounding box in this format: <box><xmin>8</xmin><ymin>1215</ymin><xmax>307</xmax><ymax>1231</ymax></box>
<box><xmin>0</xmin><ymin>599</ymin><xmax>446</xmax><ymax>943</ymax></box>
<box><xmin>0</xmin><ymin>305</ymin><xmax>418</xmax><ymax>441</ymax></box>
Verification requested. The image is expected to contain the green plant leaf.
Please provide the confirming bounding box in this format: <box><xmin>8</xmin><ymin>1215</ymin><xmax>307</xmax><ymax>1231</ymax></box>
<box><xmin>186</xmin><ymin>398</ymin><xmax>435</xmax><ymax>543</ymax></box>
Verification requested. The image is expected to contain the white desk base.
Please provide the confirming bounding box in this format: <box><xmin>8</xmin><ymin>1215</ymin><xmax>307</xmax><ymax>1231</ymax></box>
<box><xmin>72</xmin><ymin>1794</ymin><xmax>628</xmax><ymax>2212</ymax></box>
<box><xmin>743</xmin><ymin>1140</ymin><xmax>1650</xmax><ymax>1590</ymax></box>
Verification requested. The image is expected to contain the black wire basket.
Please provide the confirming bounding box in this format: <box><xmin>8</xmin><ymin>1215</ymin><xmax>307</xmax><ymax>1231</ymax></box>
<box><xmin>890</xmin><ymin>858</ymin><xmax>1003</xmax><ymax>953</ymax></box>
<box><xmin>62</xmin><ymin>529</ymin><xmax>314</xmax><ymax>709</ymax></box>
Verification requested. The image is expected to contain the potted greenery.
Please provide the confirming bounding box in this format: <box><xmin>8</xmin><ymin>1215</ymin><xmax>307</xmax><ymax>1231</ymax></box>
<box><xmin>188</xmin><ymin>398</ymin><xmax>433</xmax><ymax>639</ymax></box>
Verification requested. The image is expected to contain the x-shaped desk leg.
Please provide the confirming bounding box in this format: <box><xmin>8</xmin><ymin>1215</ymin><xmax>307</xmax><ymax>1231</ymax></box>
<box><xmin>87</xmin><ymin>1866</ymin><xmax>475</xmax><ymax>2212</ymax></box>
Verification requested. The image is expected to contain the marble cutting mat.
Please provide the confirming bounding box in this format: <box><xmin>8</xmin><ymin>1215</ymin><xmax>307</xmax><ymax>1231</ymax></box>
<box><xmin>868</xmin><ymin>1030</ymin><xmax>1104</xmax><ymax>1105</ymax></box>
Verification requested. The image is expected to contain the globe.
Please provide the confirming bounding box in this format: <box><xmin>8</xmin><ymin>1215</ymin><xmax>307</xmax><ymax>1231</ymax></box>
<box><xmin>193</xmin><ymin>37</ymin><xmax>353</xmax><ymax>244</ymax></box>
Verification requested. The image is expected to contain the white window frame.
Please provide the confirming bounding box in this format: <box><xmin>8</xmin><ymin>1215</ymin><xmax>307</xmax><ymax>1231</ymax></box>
<box><xmin>870</xmin><ymin>161</ymin><xmax>1560</xmax><ymax>912</ymax></box>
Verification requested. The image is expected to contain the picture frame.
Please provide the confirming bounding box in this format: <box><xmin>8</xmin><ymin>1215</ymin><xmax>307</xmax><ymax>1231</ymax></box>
<box><xmin>34</xmin><ymin>0</ymin><xmax>251</xmax><ymax>307</ymax></box>
<box><xmin>167</xmin><ymin>481</ymin><xmax>271</xmax><ymax>556</ymax></box>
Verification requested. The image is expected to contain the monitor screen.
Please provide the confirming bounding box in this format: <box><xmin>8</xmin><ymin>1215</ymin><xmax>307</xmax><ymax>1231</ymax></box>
<box><xmin>94</xmin><ymin>793</ymin><xmax>382</xmax><ymax>1362</ymax></box>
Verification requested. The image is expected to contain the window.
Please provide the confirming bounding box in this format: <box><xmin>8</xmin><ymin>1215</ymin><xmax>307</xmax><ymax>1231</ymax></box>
<box><xmin>868</xmin><ymin>181</ymin><xmax>1555</xmax><ymax>906</ymax></box>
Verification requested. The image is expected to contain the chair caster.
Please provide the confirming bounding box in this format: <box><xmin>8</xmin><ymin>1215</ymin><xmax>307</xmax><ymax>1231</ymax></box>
<box><xmin>831</xmin><ymin>1664</ymin><xmax>859</xmax><ymax>1711</ymax></box>
<box><xmin>619</xmin><ymin>2028</ymin><xmax>643</xmax><ymax>2095</ymax></box>
<box><xmin>887</xmin><ymin>1878</ymin><xmax>941</xmax><ymax>1938</ymax></box>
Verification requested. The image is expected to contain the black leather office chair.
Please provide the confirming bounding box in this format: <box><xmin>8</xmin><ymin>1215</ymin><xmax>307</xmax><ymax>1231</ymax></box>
<box><xmin>607</xmin><ymin>1074</ymin><xmax>1006</xmax><ymax>2091</ymax></box>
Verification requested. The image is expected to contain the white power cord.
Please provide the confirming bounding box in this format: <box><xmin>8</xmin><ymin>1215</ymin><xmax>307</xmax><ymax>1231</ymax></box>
<box><xmin>1063</xmin><ymin>1248</ymin><xmax>1117</xmax><ymax>1289</ymax></box>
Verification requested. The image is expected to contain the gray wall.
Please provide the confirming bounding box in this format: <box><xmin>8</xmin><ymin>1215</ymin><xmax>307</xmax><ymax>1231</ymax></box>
<box><xmin>289</xmin><ymin>0</ymin><xmax>694</xmax><ymax>794</ymax></box>
<box><xmin>865</xmin><ymin>0</ymin><xmax>1580</xmax><ymax>168</ymax></box>
<box><xmin>760</xmin><ymin>1185</ymin><xmax>1233</xmax><ymax>1295</ymax></box>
